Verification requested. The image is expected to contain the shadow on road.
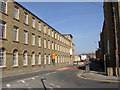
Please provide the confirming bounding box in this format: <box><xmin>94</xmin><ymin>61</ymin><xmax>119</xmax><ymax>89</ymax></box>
<box><xmin>78</xmin><ymin>62</ymin><xmax>104</xmax><ymax>73</ymax></box>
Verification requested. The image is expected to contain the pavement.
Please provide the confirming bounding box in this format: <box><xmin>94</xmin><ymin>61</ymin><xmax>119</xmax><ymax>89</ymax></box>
<box><xmin>77</xmin><ymin>62</ymin><xmax>120</xmax><ymax>83</ymax></box>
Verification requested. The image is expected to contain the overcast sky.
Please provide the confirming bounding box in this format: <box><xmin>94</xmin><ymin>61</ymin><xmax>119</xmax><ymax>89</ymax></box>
<box><xmin>19</xmin><ymin>2</ymin><xmax>104</xmax><ymax>55</ymax></box>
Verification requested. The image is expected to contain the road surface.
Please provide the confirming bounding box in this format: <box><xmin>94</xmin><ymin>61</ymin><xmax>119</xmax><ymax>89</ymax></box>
<box><xmin>2</xmin><ymin>65</ymin><xmax>119</xmax><ymax>89</ymax></box>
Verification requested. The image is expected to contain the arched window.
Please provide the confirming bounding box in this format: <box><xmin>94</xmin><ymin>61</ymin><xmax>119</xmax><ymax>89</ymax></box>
<box><xmin>44</xmin><ymin>54</ymin><xmax>46</xmax><ymax>64</ymax></box>
<box><xmin>13</xmin><ymin>50</ymin><xmax>18</xmax><ymax>66</ymax></box>
<box><xmin>31</xmin><ymin>52</ymin><xmax>35</xmax><ymax>65</ymax></box>
<box><xmin>23</xmin><ymin>51</ymin><xmax>28</xmax><ymax>66</ymax></box>
<box><xmin>48</xmin><ymin>54</ymin><xmax>51</xmax><ymax>64</ymax></box>
<box><xmin>0</xmin><ymin>48</ymin><xmax>6</xmax><ymax>67</ymax></box>
<box><xmin>38</xmin><ymin>53</ymin><xmax>41</xmax><ymax>65</ymax></box>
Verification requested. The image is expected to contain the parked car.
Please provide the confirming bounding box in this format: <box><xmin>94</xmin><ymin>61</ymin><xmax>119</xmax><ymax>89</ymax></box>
<box><xmin>73</xmin><ymin>61</ymin><xmax>78</xmax><ymax>65</ymax></box>
<box><xmin>73</xmin><ymin>61</ymin><xmax>84</xmax><ymax>65</ymax></box>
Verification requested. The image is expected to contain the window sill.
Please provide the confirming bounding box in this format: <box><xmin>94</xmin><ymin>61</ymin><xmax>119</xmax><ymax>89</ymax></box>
<box><xmin>38</xmin><ymin>46</ymin><xmax>41</xmax><ymax>48</ymax></box>
<box><xmin>38</xmin><ymin>30</ymin><xmax>41</xmax><ymax>32</ymax></box>
<box><xmin>13</xmin><ymin>41</ymin><xmax>19</xmax><ymax>43</ymax></box>
<box><xmin>32</xmin><ymin>45</ymin><xmax>35</xmax><ymax>47</ymax></box>
<box><xmin>24</xmin><ymin>43</ymin><xmax>28</xmax><ymax>45</ymax></box>
<box><xmin>0</xmin><ymin>11</ymin><xmax>8</xmax><ymax>16</ymax></box>
<box><xmin>0</xmin><ymin>66</ymin><xmax>7</xmax><ymax>68</ymax></box>
<box><xmin>13</xmin><ymin>18</ymin><xmax>20</xmax><ymax>22</ymax></box>
<box><xmin>23</xmin><ymin>65</ymin><xmax>27</xmax><ymax>67</ymax></box>
<box><xmin>31</xmin><ymin>64</ymin><xmax>35</xmax><ymax>66</ymax></box>
<box><xmin>0</xmin><ymin>38</ymin><xmax>8</xmax><ymax>41</ymax></box>
<box><xmin>24</xmin><ymin>23</ymin><xmax>29</xmax><ymax>26</ymax></box>
<box><xmin>32</xmin><ymin>27</ymin><xmax>36</xmax><ymax>30</ymax></box>
<box><xmin>12</xmin><ymin>65</ymin><xmax>18</xmax><ymax>68</ymax></box>
<box><xmin>38</xmin><ymin>64</ymin><xmax>41</xmax><ymax>65</ymax></box>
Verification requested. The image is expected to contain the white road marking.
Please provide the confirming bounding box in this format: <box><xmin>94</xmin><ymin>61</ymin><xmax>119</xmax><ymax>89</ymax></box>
<box><xmin>21</xmin><ymin>80</ymin><xmax>25</xmax><ymax>83</ymax></box>
<box><xmin>50</xmin><ymin>83</ymin><xmax>55</xmax><ymax>86</ymax></box>
<box><xmin>52</xmin><ymin>72</ymin><xmax>56</xmax><ymax>74</ymax></box>
<box><xmin>31</xmin><ymin>78</ymin><xmax>35</xmax><ymax>80</ymax></box>
<box><xmin>6</xmin><ymin>84</ymin><xmax>11</xmax><ymax>88</ymax></box>
<box><xmin>46</xmin><ymin>72</ymin><xmax>56</xmax><ymax>75</ymax></box>
<box><xmin>57</xmin><ymin>86</ymin><xmax>61</xmax><ymax>88</ymax></box>
<box><xmin>35</xmin><ymin>76</ymin><xmax>38</xmax><ymax>78</ymax></box>
<box><xmin>17</xmin><ymin>76</ymin><xmax>39</xmax><ymax>83</ymax></box>
<box><xmin>46</xmin><ymin>73</ymin><xmax>51</xmax><ymax>75</ymax></box>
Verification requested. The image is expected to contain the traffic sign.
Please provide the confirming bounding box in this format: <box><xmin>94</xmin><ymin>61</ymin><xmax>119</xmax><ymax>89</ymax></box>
<box><xmin>52</xmin><ymin>52</ymin><xmax>56</xmax><ymax>59</ymax></box>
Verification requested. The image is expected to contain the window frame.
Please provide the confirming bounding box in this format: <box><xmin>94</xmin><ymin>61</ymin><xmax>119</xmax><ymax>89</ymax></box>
<box><xmin>13</xmin><ymin>26</ymin><xmax>19</xmax><ymax>41</ymax></box>
<box><xmin>44</xmin><ymin>38</ymin><xmax>46</xmax><ymax>48</ymax></box>
<box><xmin>44</xmin><ymin>24</ymin><xmax>47</xmax><ymax>34</ymax></box>
<box><xmin>48</xmin><ymin>28</ymin><xmax>51</xmax><ymax>36</ymax></box>
<box><xmin>48</xmin><ymin>54</ymin><xmax>51</xmax><ymax>64</ymax></box>
<box><xmin>23</xmin><ymin>30</ymin><xmax>28</xmax><ymax>44</ymax></box>
<box><xmin>13</xmin><ymin>50</ymin><xmax>18</xmax><ymax>66</ymax></box>
<box><xmin>38</xmin><ymin>22</ymin><xmax>41</xmax><ymax>31</ymax></box>
<box><xmin>0</xmin><ymin>0</ymin><xmax>7</xmax><ymax>13</ymax></box>
<box><xmin>23</xmin><ymin>51</ymin><xmax>28</xmax><ymax>66</ymax></box>
<box><xmin>32</xmin><ymin>33</ymin><xmax>35</xmax><ymax>45</ymax></box>
<box><xmin>38</xmin><ymin>53</ymin><xmax>41</xmax><ymax>65</ymax></box>
<box><xmin>32</xmin><ymin>17</ymin><xmax>35</xmax><ymax>28</ymax></box>
<box><xmin>14</xmin><ymin>6</ymin><xmax>19</xmax><ymax>20</ymax></box>
<box><xmin>44</xmin><ymin>54</ymin><xmax>46</xmax><ymax>64</ymax></box>
<box><xmin>0</xmin><ymin>21</ymin><xmax>6</xmax><ymax>39</ymax></box>
<box><xmin>24</xmin><ymin>12</ymin><xmax>28</xmax><ymax>25</ymax></box>
<box><xmin>31</xmin><ymin>52</ymin><xmax>35</xmax><ymax>65</ymax></box>
<box><xmin>38</xmin><ymin>36</ymin><xmax>41</xmax><ymax>47</ymax></box>
<box><xmin>48</xmin><ymin>40</ymin><xmax>50</xmax><ymax>49</ymax></box>
<box><xmin>0</xmin><ymin>48</ymin><xmax>6</xmax><ymax>67</ymax></box>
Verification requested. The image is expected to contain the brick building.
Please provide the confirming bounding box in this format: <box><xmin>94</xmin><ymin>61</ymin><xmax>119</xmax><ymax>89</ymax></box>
<box><xmin>99</xmin><ymin>1</ymin><xmax>120</xmax><ymax>76</ymax></box>
<box><xmin>0</xmin><ymin>1</ymin><xmax>75</xmax><ymax>73</ymax></box>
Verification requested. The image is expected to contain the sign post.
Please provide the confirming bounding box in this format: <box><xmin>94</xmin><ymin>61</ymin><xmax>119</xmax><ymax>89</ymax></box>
<box><xmin>52</xmin><ymin>52</ymin><xmax>56</xmax><ymax>65</ymax></box>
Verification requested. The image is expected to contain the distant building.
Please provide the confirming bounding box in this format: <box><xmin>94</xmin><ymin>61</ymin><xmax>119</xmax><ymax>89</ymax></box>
<box><xmin>0</xmin><ymin>1</ymin><xmax>75</xmax><ymax>73</ymax></box>
<box><xmin>95</xmin><ymin>49</ymin><xmax>101</xmax><ymax>61</ymax></box>
<box><xmin>74</xmin><ymin>55</ymin><xmax>80</xmax><ymax>61</ymax></box>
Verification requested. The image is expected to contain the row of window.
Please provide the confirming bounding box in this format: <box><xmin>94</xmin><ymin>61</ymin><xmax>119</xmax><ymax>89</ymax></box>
<box><xmin>0</xmin><ymin>48</ymin><xmax>70</xmax><ymax>67</ymax></box>
<box><xmin>0</xmin><ymin>21</ymin><xmax>70</xmax><ymax>53</ymax></box>
<box><xmin>0</xmin><ymin>1</ymin><xmax>71</xmax><ymax>46</ymax></box>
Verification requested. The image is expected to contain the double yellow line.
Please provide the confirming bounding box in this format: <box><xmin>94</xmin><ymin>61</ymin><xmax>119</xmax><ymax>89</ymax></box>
<box><xmin>77</xmin><ymin>74</ymin><xmax>120</xmax><ymax>83</ymax></box>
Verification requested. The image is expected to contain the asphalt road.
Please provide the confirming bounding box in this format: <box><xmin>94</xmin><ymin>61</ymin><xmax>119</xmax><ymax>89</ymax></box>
<box><xmin>2</xmin><ymin>65</ymin><xmax>119</xmax><ymax>89</ymax></box>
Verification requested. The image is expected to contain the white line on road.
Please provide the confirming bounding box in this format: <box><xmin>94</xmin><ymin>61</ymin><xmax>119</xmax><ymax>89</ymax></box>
<box><xmin>6</xmin><ymin>84</ymin><xmax>11</xmax><ymax>88</ymax></box>
<box><xmin>18</xmin><ymin>80</ymin><xmax>33</xmax><ymax>89</ymax></box>
<box><xmin>51</xmin><ymin>72</ymin><xmax>56</xmax><ymax>74</ymax></box>
<box><xmin>35</xmin><ymin>76</ymin><xmax>38</xmax><ymax>78</ymax></box>
<box><xmin>50</xmin><ymin>83</ymin><xmax>55</xmax><ymax>86</ymax></box>
<box><xmin>46</xmin><ymin>73</ymin><xmax>51</xmax><ymax>75</ymax></box>
<box><xmin>20</xmin><ymin>80</ymin><xmax>25</xmax><ymax>83</ymax></box>
<box><xmin>56</xmin><ymin>86</ymin><xmax>61</xmax><ymax>88</ymax></box>
<box><xmin>46</xmin><ymin>72</ymin><xmax>56</xmax><ymax>76</ymax></box>
<box><xmin>31</xmin><ymin>78</ymin><xmax>35</xmax><ymax>80</ymax></box>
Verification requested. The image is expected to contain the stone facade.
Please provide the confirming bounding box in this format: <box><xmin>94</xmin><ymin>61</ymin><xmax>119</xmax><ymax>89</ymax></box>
<box><xmin>0</xmin><ymin>1</ymin><xmax>75</xmax><ymax>73</ymax></box>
